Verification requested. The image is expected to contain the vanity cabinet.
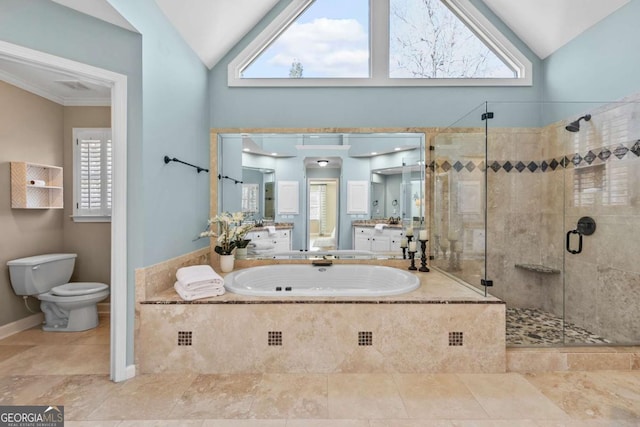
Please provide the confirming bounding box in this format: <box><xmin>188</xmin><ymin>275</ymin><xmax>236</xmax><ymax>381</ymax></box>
<box><xmin>245</xmin><ymin>228</ymin><xmax>292</xmax><ymax>252</ymax></box>
<box><xmin>10</xmin><ymin>162</ymin><xmax>63</xmax><ymax>209</ymax></box>
<box><xmin>353</xmin><ymin>226</ymin><xmax>404</xmax><ymax>253</ymax></box>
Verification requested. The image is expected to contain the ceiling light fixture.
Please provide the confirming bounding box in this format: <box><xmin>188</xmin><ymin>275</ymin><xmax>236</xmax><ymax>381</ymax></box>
<box><xmin>317</xmin><ymin>159</ymin><xmax>329</xmax><ymax>167</ymax></box>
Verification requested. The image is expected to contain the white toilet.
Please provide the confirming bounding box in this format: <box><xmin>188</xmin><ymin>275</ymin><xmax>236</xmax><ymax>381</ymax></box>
<box><xmin>7</xmin><ymin>253</ymin><xmax>110</xmax><ymax>332</ymax></box>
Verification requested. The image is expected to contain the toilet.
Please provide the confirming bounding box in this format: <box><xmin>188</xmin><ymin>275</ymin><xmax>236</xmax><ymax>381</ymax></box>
<box><xmin>7</xmin><ymin>253</ymin><xmax>109</xmax><ymax>332</ymax></box>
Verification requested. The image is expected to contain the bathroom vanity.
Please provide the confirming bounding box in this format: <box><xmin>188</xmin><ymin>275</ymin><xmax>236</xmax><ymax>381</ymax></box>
<box><xmin>245</xmin><ymin>223</ymin><xmax>293</xmax><ymax>253</ymax></box>
<box><xmin>352</xmin><ymin>221</ymin><xmax>404</xmax><ymax>253</ymax></box>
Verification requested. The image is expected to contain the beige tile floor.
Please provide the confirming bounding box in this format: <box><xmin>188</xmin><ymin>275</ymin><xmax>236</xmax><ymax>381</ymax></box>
<box><xmin>1</xmin><ymin>317</ymin><xmax>640</xmax><ymax>426</ymax></box>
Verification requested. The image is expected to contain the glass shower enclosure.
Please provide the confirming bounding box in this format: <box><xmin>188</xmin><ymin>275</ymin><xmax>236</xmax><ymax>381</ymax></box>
<box><xmin>432</xmin><ymin>99</ymin><xmax>640</xmax><ymax>347</ymax></box>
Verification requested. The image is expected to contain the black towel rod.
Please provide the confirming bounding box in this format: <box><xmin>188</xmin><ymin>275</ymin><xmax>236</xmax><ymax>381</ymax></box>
<box><xmin>217</xmin><ymin>174</ymin><xmax>243</xmax><ymax>184</ymax></box>
<box><xmin>164</xmin><ymin>155</ymin><xmax>209</xmax><ymax>173</ymax></box>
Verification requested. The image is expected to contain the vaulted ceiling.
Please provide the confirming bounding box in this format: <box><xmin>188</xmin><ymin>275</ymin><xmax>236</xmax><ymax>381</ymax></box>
<box><xmin>52</xmin><ymin>0</ymin><xmax>632</xmax><ymax>68</ymax></box>
<box><xmin>0</xmin><ymin>0</ymin><xmax>630</xmax><ymax>103</ymax></box>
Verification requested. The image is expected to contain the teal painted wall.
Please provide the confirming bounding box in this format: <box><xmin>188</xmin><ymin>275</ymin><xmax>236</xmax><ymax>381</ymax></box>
<box><xmin>107</xmin><ymin>0</ymin><xmax>211</xmax><ymax>267</ymax></box>
<box><xmin>0</xmin><ymin>0</ymin><xmax>143</xmax><ymax>367</ymax></box>
<box><xmin>1</xmin><ymin>0</ymin><xmax>210</xmax><ymax>367</ymax></box>
<box><xmin>209</xmin><ymin>0</ymin><xmax>543</xmax><ymax>129</ymax></box>
<box><xmin>542</xmin><ymin>0</ymin><xmax>640</xmax><ymax>121</ymax></box>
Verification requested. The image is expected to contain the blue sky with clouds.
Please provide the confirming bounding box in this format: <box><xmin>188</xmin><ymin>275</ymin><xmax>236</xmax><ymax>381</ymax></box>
<box><xmin>242</xmin><ymin>0</ymin><xmax>370</xmax><ymax>78</ymax></box>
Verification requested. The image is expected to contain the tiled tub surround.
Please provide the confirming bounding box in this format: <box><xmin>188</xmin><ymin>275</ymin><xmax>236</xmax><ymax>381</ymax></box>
<box><xmin>138</xmin><ymin>269</ymin><xmax>506</xmax><ymax>374</ymax></box>
<box><xmin>134</xmin><ymin>247</ymin><xmax>210</xmax><ymax>367</ymax></box>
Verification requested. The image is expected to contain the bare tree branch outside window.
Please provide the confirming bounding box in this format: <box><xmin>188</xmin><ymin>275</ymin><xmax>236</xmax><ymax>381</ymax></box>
<box><xmin>389</xmin><ymin>0</ymin><xmax>515</xmax><ymax>78</ymax></box>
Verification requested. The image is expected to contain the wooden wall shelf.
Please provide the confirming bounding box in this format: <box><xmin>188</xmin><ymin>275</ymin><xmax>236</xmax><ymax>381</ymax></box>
<box><xmin>11</xmin><ymin>161</ymin><xmax>63</xmax><ymax>209</ymax></box>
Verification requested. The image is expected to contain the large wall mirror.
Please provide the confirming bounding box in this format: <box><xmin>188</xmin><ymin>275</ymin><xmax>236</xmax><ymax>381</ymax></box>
<box><xmin>216</xmin><ymin>129</ymin><xmax>426</xmax><ymax>258</ymax></box>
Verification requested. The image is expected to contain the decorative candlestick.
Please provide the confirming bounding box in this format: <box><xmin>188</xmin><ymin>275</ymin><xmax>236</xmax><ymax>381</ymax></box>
<box><xmin>406</xmin><ymin>227</ymin><xmax>414</xmax><ymax>238</ymax></box>
<box><xmin>408</xmin><ymin>250</ymin><xmax>417</xmax><ymax>271</ymax></box>
<box><xmin>418</xmin><ymin>239</ymin><xmax>430</xmax><ymax>272</ymax></box>
<box><xmin>400</xmin><ymin>237</ymin><xmax>408</xmax><ymax>259</ymax></box>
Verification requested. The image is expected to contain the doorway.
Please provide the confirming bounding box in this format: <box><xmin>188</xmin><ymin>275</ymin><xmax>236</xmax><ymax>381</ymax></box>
<box><xmin>0</xmin><ymin>40</ymin><xmax>129</xmax><ymax>381</ymax></box>
<box><xmin>308</xmin><ymin>179</ymin><xmax>339</xmax><ymax>251</ymax></box>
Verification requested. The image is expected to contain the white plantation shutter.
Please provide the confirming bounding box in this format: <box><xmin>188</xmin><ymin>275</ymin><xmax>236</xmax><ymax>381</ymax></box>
<box><xmin>73</xmin><ymin>128</ymin><xmax>112</xmax><ymax>219</ymax></box>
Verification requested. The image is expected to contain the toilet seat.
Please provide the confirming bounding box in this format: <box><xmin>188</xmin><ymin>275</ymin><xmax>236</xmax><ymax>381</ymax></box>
<box><xmin>51</xmin><ymin>282</ymin><xmax>109</xmax><ymax>296</ymax></box>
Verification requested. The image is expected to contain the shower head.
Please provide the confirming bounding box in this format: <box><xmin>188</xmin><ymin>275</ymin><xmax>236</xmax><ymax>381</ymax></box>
<box><xmin>565</xmin><ymin>114</ymin><xmax>591</xmax><ymax>132</ymax></box>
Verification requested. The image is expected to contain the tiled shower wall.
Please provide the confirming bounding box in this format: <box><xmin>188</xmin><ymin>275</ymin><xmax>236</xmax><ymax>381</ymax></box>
<box><xmin>486</xmin><ymin>99</ymin><xmax>640</xmax><ymax>344</ymax></box>
<box><xmin>560</xmin><ymin>99</ymin><xmax>640</xmax><ymax>344</ymax></box>
<box><xmin>486</xmin><ymin>127</ymin><xmax>564</xmax><ymax>318</ymax></box>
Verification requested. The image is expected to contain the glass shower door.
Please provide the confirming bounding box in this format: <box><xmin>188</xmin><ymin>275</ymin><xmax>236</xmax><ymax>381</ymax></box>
<box><xmin>432</xmin><ymin>103</ymin><xmax>488</xmax><ymax>294</ymax></box>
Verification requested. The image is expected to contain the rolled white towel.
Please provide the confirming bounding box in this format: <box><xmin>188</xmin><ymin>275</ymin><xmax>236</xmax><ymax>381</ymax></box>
<box><xmin>248</xmin><ymin>240</ymin><xmax>275</xmax><ymax>250</ymax></box>
<box><xmin>248</xmin><ymin>248</ymin><xmax>275</xmax><ymax>256</ymax></box>
<box><xmin>265</xmin><ymin>225</ymin><xmax>277</xmax><ymax>236</ymax></box>
<box><xmin>374</xmin><ymin>223</ymin><xmax>386</xmax><ymax>232</ymax></box>
<box><xmin>174</xmin><ymin>281</ymin><xmax>225</xmax><ymax>301</ymax></box>
<box><xmin>176</xmin><ymin>265</ymin><xmax>224</xmax><ymax>289</ymax></box>
<box><xmin>29</xmin><ymin>179</ymin><xmax>46</xmax><ymax>187</ymax></box>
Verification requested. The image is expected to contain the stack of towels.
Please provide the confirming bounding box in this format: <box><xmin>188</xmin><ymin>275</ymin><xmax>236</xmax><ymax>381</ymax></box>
<box><xmin>247</xmin><ymin>240</ymin><xmax>275</xmax><ymax>257</ymax></box>
<box><xmin>174</xmin><ymin>265</ymin><xmax>225</xmax><ymax>301</ymax></box>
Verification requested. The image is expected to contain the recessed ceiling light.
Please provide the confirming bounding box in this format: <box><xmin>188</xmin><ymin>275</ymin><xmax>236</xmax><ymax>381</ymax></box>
<box><xmin>243</xmin><ymin>148</ymin><xmax>250</xmax><ymax>152</ymax></box>
<box><xmin>271</xmin><ymin>152</ymin><xmax>277</xmax><ymax>156</ymax></box>
<box><xmin>317</xmin><ymin>159</ymin><xmax>329</xmax><ymax>167</ymax></box>
<box><xmin>371</xmin><ymin>152</ymin><xmax>378</xmax><ymax>155</ymax></box>
<box><xmin>394</xmin><ymin>147</ymin><xmax>401</xmax><ymax>151</ymax></box>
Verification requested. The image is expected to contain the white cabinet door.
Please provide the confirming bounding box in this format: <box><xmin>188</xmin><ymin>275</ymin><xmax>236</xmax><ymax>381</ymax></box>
<box><xmin>347</xmin><ymin>181</ymin><xmax>369</xmax><ymax>214</ymax></box>
<box><xmin>354</xmin><ymin>234</ymin><xmax>371</xmax><ymax>251</ymax></box>
<box><xmin>387</xmin><ymin>230</ymin><xmax>404</xmax><ymax>252</ymax></box>
<box><xmin>370</xmin><ymin>234</ymin><xmax>390</xmax><ymax>252</ymax></box>
<box><xmin>277</xmin><ymin>181</ymin><xmax>299</xmax><ymax>214</ymax></box>
<box><xmin>353</xmin><ymin>227</ymin><xmax>371</xmax><ymax>250</ymax></box>
<box><xmin>273</xmin><ymin>230</ymin><xmax>291</xmax><ymax>252</ymax></box>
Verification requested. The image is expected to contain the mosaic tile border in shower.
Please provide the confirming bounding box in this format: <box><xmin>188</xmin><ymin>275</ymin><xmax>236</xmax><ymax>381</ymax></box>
<box><xmin>430</xmin><ymin>139</ymin><xmax>640</xmax><ymax>173</ymax></box>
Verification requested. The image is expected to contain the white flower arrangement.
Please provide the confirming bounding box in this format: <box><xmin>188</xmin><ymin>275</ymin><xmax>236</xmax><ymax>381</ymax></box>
<box><xmin>200</xmin><ymin>212</ymin><xmax>254</xmax><ymax>255</ymax></box>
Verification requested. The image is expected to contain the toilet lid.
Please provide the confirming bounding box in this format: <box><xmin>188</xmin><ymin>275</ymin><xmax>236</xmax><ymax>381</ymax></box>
<box><xmin>51</xmin><ymin>282</ymin><xmax>109</xmax><ymax>296</ymax></box>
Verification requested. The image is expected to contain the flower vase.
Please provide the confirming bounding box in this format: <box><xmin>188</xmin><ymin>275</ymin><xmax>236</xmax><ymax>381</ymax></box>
<box><xmin>219</xmin><ymin>254</ymin><xmax>235</xmax><ymax>273</ymax></box>
<box><xmin>235</xmin><ymin>247</ymin><xmax>248</xmax><ymax>260</ymax></box>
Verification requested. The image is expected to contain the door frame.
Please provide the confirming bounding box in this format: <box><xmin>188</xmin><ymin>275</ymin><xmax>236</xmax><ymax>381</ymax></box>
<box><xmin>0</xmin><ymin>41</ymin><xmax>130</xmax><ymax>382</ymax></box>
<box><xmin>306</xmin><ymin>178</ymin><xmax>340</xmax><ymax>250</ymax></box>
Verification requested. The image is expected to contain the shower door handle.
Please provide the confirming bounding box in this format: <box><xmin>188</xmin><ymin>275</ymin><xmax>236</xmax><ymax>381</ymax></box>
<box><xmin>566</xmin><ymin>230</ymin><xmax>583</xmax><ymax>254</ymax></box>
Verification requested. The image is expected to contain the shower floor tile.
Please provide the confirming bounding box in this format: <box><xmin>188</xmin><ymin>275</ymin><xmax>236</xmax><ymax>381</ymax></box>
<box><xmin>507</xmin><ymin>307</ymin><xmax>610</xmax><ymax>346</ymax></box>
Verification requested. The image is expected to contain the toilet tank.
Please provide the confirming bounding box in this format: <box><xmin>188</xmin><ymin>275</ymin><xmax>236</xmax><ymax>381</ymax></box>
<box><xmin>6</xmin><ymin>253</ymin><xmax>77</xmax><ymax>295</ymax></box>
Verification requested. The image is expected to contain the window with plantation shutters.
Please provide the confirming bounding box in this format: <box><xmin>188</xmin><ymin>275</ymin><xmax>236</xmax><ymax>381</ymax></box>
<box><xmin>73</xmin><ymin>128</ymin><xmax>112</xmax><ymax>221</ymax></box>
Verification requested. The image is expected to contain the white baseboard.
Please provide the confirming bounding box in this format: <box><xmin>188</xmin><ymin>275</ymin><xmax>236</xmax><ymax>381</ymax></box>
<box><xmin>0</xmin><ymin>313</ymin><xmax>44</xmax><ymax>340</ymax></box>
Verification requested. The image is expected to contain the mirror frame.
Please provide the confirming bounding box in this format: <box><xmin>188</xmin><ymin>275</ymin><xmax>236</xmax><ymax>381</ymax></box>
<box><xmin>210</xmin><ymin>127</ymin><xmax>432</xmax><ymax>263</ymax></box>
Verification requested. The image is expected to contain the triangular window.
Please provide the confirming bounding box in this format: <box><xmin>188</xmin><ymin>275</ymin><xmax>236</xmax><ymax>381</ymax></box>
<box><xmin>229</xmin><ymin>0</ymin><xmax>531</xmax><ymax>86</ymax></box>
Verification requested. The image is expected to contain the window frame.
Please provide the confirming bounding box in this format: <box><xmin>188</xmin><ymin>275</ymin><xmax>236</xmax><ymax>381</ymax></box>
<box><xmin>72</xmin><ymin>127</ymin><xmax>112</xmax><ymax>222</ymax></box>
<box><xmin>228</xmin><ymin>0</ymin><xmax>532</xmax><ymax>87</ymax></box>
